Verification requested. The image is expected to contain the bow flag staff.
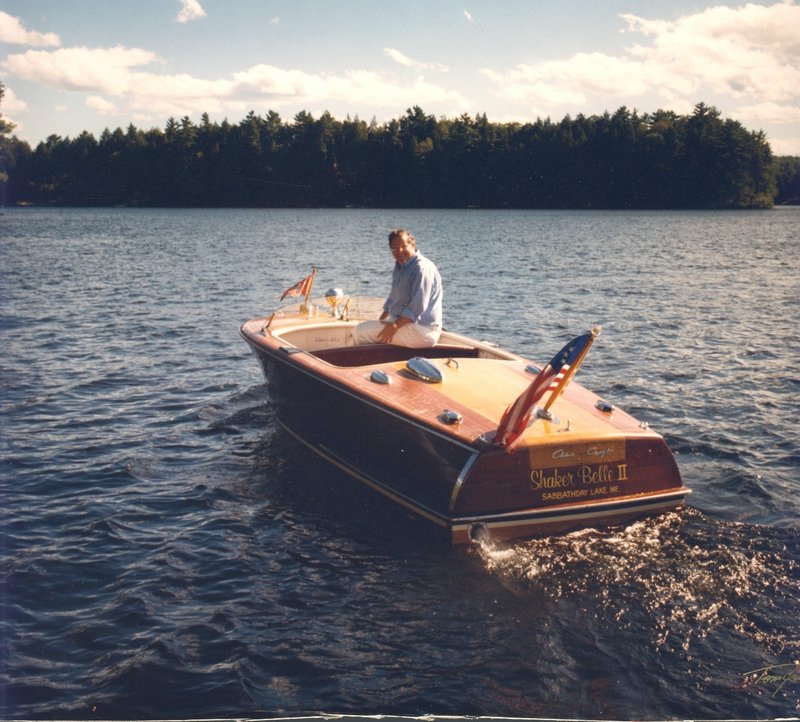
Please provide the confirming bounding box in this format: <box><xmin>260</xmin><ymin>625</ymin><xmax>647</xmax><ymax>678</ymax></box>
<box><xmin>280</xmin><ymin>267</ymin><xmax>317</xmax><ymax>312</ymax></box>
<box><xmin>264</xmin><ymin>267</ymin><xmax>317</xmax><ymax>332</ymax></box>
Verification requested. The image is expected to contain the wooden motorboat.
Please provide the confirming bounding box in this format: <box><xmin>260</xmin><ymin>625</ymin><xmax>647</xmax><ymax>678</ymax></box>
<box><xmin>240</xmin><ymin>280</ymin><xmax>689</xmax><ymax>545</ymax></box>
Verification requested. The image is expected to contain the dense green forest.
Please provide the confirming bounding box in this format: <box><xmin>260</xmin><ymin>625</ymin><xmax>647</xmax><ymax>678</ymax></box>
<box><xmin>1</xmin><ymin>82</ymin><xmax>798</xmax><ymax>209</ymax></box>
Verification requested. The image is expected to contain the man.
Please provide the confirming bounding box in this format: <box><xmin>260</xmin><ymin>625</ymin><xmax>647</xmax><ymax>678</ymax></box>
<box><xmin>353</xmin><ymin>229</ymin><xmax>443</xmax><ymax>347</ymax></box>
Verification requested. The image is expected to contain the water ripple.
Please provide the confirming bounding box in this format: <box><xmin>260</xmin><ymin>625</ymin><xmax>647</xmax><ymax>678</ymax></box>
<box><xmin>1</xmin><ymin>207</ymin><xmax>798</xmax><ymax>719</ymax></box>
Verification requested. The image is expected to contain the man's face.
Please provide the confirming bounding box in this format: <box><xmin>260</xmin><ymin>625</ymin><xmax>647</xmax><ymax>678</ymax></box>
<box><xmin>390</xmin><ymin>236</ymin><xmax>416</xmax><ymax>265</ymax></box>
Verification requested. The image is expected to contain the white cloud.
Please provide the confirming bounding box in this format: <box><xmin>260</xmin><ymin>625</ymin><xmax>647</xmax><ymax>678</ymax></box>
<box><xmin>768</xmin><ymin>135</ymin><xmax>800</xmax><ymax>155</ymax></box>
<box><xmin>481</xmin><ymin>67</ymin><xmax>585</xmax><ymax>107</ymax></box>
<box><xmin>621</xmin><ymin>2</ymin><xmax>800</xmax><ymax>65</ymax></box>
<box><xmin>86</xmin><ymin>96</ymin><xmax>118</xmax><ymax>114</ymax></box>
<box><xmin>385</xmin><ymin>48</ymin><xmax>416</xmax><ymax>69</ymax></box>
<box><xmin>734</xmin><ymin>101</ymin><xmax>800</xmax><ymax>124</ymax></box>
<box><xmin>619</xmin><ymin>2</ymin><xmax>800</xmax><ymax>102</ymax></box>
<box><xmin>4</xmin><ymin>46</ymin><xmax>159</xmax><ymax>94</ymax></box>
<box><xmin>384</xmin><ymin>48</ymin><xmax>448</xmax><ymax>72</ymax></box>
<box><xmin>482</xmin><ymin>51</ymin><xmax>654</xmax><ymax>107</ymax></box>
<box><xmin>482</xmin><ymin>2</ymin><xmax>800</xmax><ymax>114</ymax></box>
<box><xmin>0</xmin><ymin>84</ymin><xmax>26</xmax><ymax>135</ymax></box>
<box><xmin>0</xmin><ymin>84</ymin><xmax>27</xmax><ymax>112</ymax></box>
<box><xmin>230</xmin><ymin>64</ymin><xmax>462</xmax><ymax>109</ymax></box>
<box><xmin>0</xmin><ymin>11</ymin><xmax>60</xmax><ymax>46</ymax></box>
<box><xmin>3</xmin><ymin>44</ymin><xmax>466</xmax><ymax>119</ymax></box>
<box><xmin>464</xmin><ymin>10</ymin><xmax>473</xmax><ymax>22</ymax></box>
<box><xmin>176</xmin><ymin>0</ymin><xmax>206</xmax><ymax>24</ymax></box>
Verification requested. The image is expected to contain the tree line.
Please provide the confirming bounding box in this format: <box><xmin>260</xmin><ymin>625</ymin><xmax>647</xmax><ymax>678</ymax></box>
<box><xmin>2</xmin><ymin>92</ymin><xmax>798</xmax><ymax>209</ymax></box>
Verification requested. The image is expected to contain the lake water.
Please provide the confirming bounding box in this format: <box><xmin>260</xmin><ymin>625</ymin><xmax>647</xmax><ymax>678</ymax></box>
<box><xmin>1</xmin><ymin>207</ymin><xmax>798</xmax><ymax>719</ymax></box>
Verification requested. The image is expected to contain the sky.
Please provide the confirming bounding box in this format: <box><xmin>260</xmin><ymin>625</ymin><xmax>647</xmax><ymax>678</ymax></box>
<box><xmin>1</xmin><ymin>0</ymin><xmax>799</xmax><ymax>155</ymax></box>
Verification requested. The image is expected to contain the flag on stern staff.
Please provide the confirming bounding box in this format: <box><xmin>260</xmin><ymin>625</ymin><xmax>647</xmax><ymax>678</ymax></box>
<box><xmin>280</xmin><ymin>270</ymin><xmax>315</xmax><ymax>301</ymax></box>
<box><xmin>493</xmin><ymin>328</ymin><xmax>599</xmax><ymax>452</ymax></box>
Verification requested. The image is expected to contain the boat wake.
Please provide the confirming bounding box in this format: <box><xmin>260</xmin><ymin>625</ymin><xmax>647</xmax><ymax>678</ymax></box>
<box><xmin>473</xmin><ymin>507</ymin><xmax>799</xmax><ymax>654</ymax></box>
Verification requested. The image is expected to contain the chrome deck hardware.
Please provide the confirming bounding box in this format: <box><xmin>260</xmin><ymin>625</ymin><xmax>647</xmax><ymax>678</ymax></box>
<box><xmin>406</xmin><ymin>357</ymin><xmax>443</xmax><ymax>383</ymax></box>
<box><xmin>441</xmin><ymin>409</ymin><xmax>463</xmax><ymax>425</ymax></box>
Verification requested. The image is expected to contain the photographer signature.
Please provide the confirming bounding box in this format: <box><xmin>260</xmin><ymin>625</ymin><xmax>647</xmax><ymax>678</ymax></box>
<box><xmin>742</xmin><ymin>662</ymin><xmax>800</xmax><ymax>696</ymax></box>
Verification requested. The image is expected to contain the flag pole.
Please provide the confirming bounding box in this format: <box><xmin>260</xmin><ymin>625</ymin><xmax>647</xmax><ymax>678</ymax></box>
<box><xmin>262</xmin><ymin>312</ymin><xmax>276</xmax><ymax>333</ymax></box>
<box><xmin>301</xmin><ymin>267</ymin><xmax>317</xmax><ymax>314</ymax></box>
<box><xmin>304</xmin><ymin>267</ymin><xmax>317</xmax><ymax>306</ymax></box>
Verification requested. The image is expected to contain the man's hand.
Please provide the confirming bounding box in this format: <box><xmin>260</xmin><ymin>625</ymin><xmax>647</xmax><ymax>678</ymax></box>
<box><xmin>378</xmin><ymin>322</ymin><xmax>396</xmax><ymax>343</ymax></box>
<box><xmin>378</xmin><ymin>317</ymin><xmax>409</xmax><ymax>343</ymax></box>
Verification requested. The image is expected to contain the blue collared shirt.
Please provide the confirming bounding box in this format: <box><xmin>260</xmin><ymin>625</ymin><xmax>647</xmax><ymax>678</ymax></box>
<box><xmin>383</xmin><ymin>251</ymin><xmax>443</xmax><ymax>327</ymax></box>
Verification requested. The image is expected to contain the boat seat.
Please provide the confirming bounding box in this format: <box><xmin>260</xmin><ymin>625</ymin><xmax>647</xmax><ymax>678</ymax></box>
<box><xmin>311</xmin><ymin>344</ymin><xmax>480</xmax><ymax>368</ymax></box>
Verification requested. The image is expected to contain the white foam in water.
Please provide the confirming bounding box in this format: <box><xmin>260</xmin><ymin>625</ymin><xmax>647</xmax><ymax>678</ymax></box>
<box><xmin>475</xmin><ymin>509</ymin><xmax>800</xmax><ymax>653</ymax></box>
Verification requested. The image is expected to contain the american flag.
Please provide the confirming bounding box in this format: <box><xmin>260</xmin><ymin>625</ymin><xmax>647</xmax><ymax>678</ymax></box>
<box><xmin>493</xmin><ymin>328</ymin><xmax>598</xmax><ymax>451</ymax></box>
<box><xmin>280</xmin><ymin>271</ymin><xmax>315</xmax><ymax>301</ymax></box>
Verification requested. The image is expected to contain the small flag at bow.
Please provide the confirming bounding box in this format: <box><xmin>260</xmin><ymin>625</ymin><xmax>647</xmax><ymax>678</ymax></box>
<box><xmin>493</xmin><ymin>327</ymin><xmax>600</xmax><ymax>452</ymax></box>
<box><xmin>280</xmin><ymin>269</ymin><xmax>316</xmax><ymax>301</ymax></box>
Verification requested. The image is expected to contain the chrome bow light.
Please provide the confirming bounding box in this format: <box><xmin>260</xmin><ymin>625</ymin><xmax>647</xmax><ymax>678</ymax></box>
<box><xmin>325</xmin><ymin>287</ymin><xmax>344</xmax><ymax>317</ymax></box>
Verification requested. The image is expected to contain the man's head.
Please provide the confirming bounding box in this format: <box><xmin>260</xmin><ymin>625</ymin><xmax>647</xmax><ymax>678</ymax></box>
<box><xmin>388</xmin><ymin>229</ymin><xmax>416</xmax><ymax>265</ymax></box>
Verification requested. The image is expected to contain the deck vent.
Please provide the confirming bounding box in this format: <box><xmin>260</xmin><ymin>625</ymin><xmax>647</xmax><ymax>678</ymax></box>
<box><xmin>406</xmin><ymin>357</ymin><xmax>443</xmax><ymax>383</ymax></box>
<box><xmin>596</xmin><ymin>400</ymin><xmax>615</xmax><ymax>413</ymax></box>
<box><xmin>370</xmin><ymin>369</ymin><xmax>391</xmax><ymax>385</ymax></box>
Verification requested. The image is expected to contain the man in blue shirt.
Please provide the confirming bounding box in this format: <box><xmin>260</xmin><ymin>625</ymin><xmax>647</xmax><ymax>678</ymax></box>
<box><xmin>353</xmin><ymin>229</ymin><xmax>443</xmax><ymax>347</ymax></box>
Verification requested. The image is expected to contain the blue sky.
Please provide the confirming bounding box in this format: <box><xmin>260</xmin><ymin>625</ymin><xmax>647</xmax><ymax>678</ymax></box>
<box><xmin>2</xmin><ymin>0</ymin><xmax>799</xmax><ymax>155</ymax></box>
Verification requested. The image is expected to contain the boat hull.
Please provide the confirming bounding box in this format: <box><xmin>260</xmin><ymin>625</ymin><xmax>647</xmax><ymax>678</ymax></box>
<box><xmin>241</xmin><ymin>305</ymin><xmax>689</xmax><ymax>545</ymax></box>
